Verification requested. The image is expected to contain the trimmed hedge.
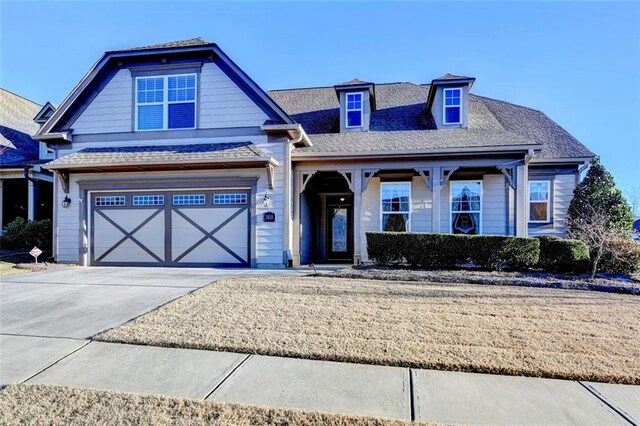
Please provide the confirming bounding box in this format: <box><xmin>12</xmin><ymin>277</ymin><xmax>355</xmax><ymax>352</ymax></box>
<box><xmin>536</xmin><ymin>236</ymin><xmax>590</xmax><ymax>273</ymax></box>
<box><xmin>366</xmin><ymin>232</ymin><xmax>540</xmax><ymax>271</ymax></box>
<box><xmin>0</xmin><ymin>217</ymin><xmax>52</xmax><ymax>250</ymax></box>
<box><xmin>599</xmin><ymin>238</ymin><xmax>640</xmax><ymax>275</ymax></box>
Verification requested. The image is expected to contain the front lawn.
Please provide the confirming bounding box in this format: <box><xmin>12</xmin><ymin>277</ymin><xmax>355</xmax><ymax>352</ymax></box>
<box><xmin>0</xmin><ymin>384</ymin><xmax>422</xmax><ymax>426</ymax></box>
<box><xmin>96</xmin><ymin>276</ymin><xmax>640</xmax><ymax>384</ymax></box>
<box><xmin>0</xmin><ymin>261</ymin><xmax>27</xmax><ymax>276</ymax></box>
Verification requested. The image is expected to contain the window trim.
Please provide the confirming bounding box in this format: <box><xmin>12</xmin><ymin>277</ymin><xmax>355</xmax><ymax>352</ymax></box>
<box><xmin>449</xmin><ymin>180</ymin><xmax>482</xmax><ymax>235</ymax></box>
<box><xmin>345</xmin><ymin>91</ymin><xmax>364</xmax><ymax>128</ymax></box>
<box><xmin>134</xmin><ymin>73</ymin><xmax>197</xmax><ymax>131</ymax></box>
<box><xmin>379</xmin><ymin>181</ymin><xmax>412</xmax><ymax>232</ymax></box>
<box><xmin>528</xmin><ymin>180</ymin><xmax>552</xmax><ymax>224</ymax></box>
<box><xmin>443</xmin><ymin>87</ymin><xmax>462</xmax><ymax>125</ymax></box>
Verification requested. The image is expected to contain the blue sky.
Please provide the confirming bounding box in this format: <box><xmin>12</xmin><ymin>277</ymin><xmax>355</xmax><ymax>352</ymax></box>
<box><xmin>2</xmin><ymin>1</ymin><xmax>638</xmax><ymax>193</ymax></box>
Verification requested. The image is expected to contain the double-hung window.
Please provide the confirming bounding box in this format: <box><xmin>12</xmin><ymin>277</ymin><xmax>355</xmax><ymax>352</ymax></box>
<box><xmin>136</xmin><ymin>74</ymin><xmax>196</xmax><ymax>130</ymax></box>
<box><xmin>381</xmin><ymin>182</ymin><xmax>411</xmax><ymax>232</ymax></box>
<box><xmin>443</xmin><ymin>88</ymin><xmax>462</xmax><ymax>124</ymax></box>
<box><xmin>345</xmin><ymin>92</ymin><xmax>363</xmax><ymax>127</ymax></box>
<box><xmin>529</xmin><ymin>181</ymin><xmax>551</xmax><ymax>223</ymax></box>
<box><xmin>450</xmin><ymin>181</ymin><xmax>482</xmax><ymax>234</ymax></box>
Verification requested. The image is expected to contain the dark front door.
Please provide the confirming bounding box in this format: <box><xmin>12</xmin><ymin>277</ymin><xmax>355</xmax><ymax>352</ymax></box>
<box><xmin>326</xmin><ymin>196</ymin><xmax>353</xmax><ymax>261</ymax></box>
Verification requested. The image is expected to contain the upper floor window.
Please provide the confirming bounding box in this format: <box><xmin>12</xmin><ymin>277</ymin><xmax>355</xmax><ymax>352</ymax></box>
<box><xmin>136</xmin><ymin>74</ymin><xmax>196</xmax><ymax>131</ymax></box>
<box><xmin>381</xmin><ymin>182</ymin><xmax>411</xmax><ymax>232</ymax></box>
<box><xmin>345</xmin><ymin>92</ymin><xmax>363</xmax><ymax>128</ymax></box>
<box><xmin>529</xmin><ymin>181</ymin><xmax>551</xmax><ymax>223</ymax></box>
<box><xmin>451</xmin><ymin>181</ymin><xmax>481</xmax><ymax>234</ymax></box>
<box><xmin>443</xmin><ymin>88</ymin><xmax>461</xmax><ymax>124</ymax></box>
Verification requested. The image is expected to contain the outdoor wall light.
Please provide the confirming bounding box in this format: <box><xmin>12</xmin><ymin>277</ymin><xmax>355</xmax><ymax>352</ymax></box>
<box><xmin>62</xmin><ymin>196</ymin><xmax>71</xmax><ymax>208</ymax></box>
<box><xmin>263</xmin><ymin>193</ymin><xmax>272</xmax><ymax>208</ymax></box>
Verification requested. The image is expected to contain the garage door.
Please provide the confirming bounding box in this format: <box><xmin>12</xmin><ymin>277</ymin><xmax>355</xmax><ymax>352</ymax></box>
<box><xmin>90</xmin><ymin>190</ymin><xmax>250</xmax><ymax>267</ymax></box>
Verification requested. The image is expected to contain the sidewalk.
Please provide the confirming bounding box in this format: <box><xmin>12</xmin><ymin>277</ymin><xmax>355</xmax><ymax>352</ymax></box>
<box><xmin>19</xmin><ymin>340</ymin><xmax>640</xmax><ymax>425</ymax></box>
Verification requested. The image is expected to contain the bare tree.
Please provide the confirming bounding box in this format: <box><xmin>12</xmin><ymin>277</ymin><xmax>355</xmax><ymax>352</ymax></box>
<box><xmin>567</xmin><ymin>202</ymin><xmax>629</xmax><ymax>279</ymax></box>
<box><xmin>625</xmin><ymin>186</ymin><xmax>640</xmax><ymax>217</ymax></box>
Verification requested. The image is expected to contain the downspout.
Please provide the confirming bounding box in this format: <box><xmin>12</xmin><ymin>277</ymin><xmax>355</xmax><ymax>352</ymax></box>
<box><xmin>283</xmin><ymin>127</ymin><xmax>304</xmax><ymax>267</ymax></box>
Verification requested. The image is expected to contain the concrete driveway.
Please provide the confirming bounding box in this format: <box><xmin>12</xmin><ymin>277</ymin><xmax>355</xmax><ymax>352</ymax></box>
<box><xmin>0</xmin><ymin>266</ymin><xmax>304</xmax><ymax>385</ymax></box>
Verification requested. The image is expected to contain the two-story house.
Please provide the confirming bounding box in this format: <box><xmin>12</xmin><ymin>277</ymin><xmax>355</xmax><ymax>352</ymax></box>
<box><xmin>37</xmin><ymin>38</ymin><xmax>594</xmax><ymax>267</ymax></box>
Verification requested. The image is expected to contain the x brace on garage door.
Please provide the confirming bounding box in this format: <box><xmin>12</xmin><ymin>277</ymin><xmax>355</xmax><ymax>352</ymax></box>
<box><xmin>90</xmin><ymin>190</ymin><xmax>251</xmax><ymax>267</ymax></box>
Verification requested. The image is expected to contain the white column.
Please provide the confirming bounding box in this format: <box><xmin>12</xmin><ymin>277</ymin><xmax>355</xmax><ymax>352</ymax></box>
<box><xmin>27</xmin><ymin>178</ymin><xmax>35</xmax><ymax>221</ymax></box>
<box><xmin>0</xmin><ymin>179</ymin><xmax>3</xmax><ymax>233</ymax></box>
<box><xmin>292</xmin><ymin>170</ymin><xmax>302</xmax><ymax>266</ymax></box>
<box><xmin>431</xmin><ymin>166</ymin><xmax>441</xmax><ymax>233</ymax></box>
<box><xmin>515</xmin><ymin>164</ymin><xmax>528</xmax><ymax>237</ymax></box>
<box><xmin>352</xmin><ymin>169</ymin><xmax>362</xmax><ymax>265</ymax></box>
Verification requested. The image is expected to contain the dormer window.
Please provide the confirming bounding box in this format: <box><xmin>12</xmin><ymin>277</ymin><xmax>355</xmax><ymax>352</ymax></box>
<box><xmin>443</xmin><ymin>88</ymin><xmax>462</xmax><ymax>124</ymax></box>
<box><xmin>345</xmin><ymin>92</ymin><xmax>363</xmax><ymax>128</ymax></box>
<box><xmin>136</xmin><ymin>74</ymin><xmax>196</xmax><ymax>131</ymax></box>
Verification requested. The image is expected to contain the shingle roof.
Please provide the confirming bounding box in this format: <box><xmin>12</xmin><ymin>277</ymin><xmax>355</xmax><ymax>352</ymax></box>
<box><xmin>435</xmin><ymin>73</ymin><xmax>475</xmax><ymax>81</ymax></box>
<box><xmin>335</xmin><ymin>79</ymin><xmax>373</xmax><ymax>86</ymax></box>
<box><xmin>45</xmin><ymin>142</ymin><xmax>273</xmax><ymax>170</ymax></box>
<box><xmin>0</xmin><ymin>89</ymin><xmax>42</xmax><ymax>168</ymax></box>
<box><xmin>268</xmin><ymin>82</ymin><xmax>593</xmax><ymax>159</ymax></box>
<box><xmin>121</xmin><ymin>37</ymin><xmax>212</xmax><ymax>52</ymax></box>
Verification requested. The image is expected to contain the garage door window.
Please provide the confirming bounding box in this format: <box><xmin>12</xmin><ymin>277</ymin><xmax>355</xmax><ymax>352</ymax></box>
<box><xmin>213</xmin><ymin>193</ymin><xmax>247</xmax><ymax>205</ymax></box>
<box><xmin>95</xmin><ymin>196</ymin><xmax>125</xmax><ymax>206</ymax></box>
<box><xmin>173</xmin><ymin>194</ymin><xmax>205</xmax><ymax>205</ymax></box>
<box><xmin>133</xmin><ymin>195</ymin><xmax>164</xmax><ymax>206</ymax></box>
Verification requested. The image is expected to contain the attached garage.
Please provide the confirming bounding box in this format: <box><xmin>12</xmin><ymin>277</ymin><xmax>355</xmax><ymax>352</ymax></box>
<box><xmin>91</xmin><ymin>190</ymin><xmax>250</xmax><ymax>267</ymax></box>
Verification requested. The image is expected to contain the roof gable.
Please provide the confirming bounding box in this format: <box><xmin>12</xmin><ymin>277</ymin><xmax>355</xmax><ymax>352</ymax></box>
<box><xmin>38</xmin><ymin>39</ymin><xmax>294</xmax><ymax>137</ymax></box>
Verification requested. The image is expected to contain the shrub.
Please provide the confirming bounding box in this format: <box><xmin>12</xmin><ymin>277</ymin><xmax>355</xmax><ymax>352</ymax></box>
<box><xmin>537</xmin><ymin>237</ymin><xmax>590</xmax><ymax>273</ymax></box>
<box><xmin>366</xmin><ymin>232</ymin><xmax>539</xmax><ymax>271</ymax></box>
<box><xmin>1</xmin><ymin>217</ymin><xmax>52</xmax><ymax>250</ymax></box>
<box><xmin>598</xmin><ymin>239</ymin><xmax>640</xmax><ymax>275</ymax></box>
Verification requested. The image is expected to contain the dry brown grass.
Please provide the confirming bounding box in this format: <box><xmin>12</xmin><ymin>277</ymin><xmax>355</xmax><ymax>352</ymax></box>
<box><xmin>96</xmin><ymin>276</ymin><xmax>640</xmax><ymax>384</ymax></box>
<box><xmin>0</xmin><ymin>384</ymin><xmax>425</xmax><ymax>426</ymax></box>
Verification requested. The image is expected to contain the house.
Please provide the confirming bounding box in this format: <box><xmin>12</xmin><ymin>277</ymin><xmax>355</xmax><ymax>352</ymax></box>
<box><xmin>0</xmin><ymin>89</ymin><xmax>55</xmax><ymax>232</ymax></box>
<box><xmin>36</xmin><ymin>38</ymin><xmax>594</xmax><ymax>267</ymax></box>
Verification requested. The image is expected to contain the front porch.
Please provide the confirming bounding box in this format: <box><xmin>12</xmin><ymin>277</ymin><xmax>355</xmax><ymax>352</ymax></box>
<box><xmin>292</xmin><ymin>156</ymin><xmax>531</xmax><ymax>266</ymax></box>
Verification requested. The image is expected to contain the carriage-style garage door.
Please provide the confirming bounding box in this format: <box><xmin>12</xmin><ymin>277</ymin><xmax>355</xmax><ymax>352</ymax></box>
<box><xmin>90</xmin><ymin>190</ymin><xmax>250</xmax><ymax>267</ymax></box>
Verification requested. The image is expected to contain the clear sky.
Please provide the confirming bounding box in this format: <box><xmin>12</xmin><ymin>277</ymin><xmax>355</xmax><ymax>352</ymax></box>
<box><xmin>1</xmin><ymin>1</ymin><xmax>638</xmax><ymax>193</ymax></box>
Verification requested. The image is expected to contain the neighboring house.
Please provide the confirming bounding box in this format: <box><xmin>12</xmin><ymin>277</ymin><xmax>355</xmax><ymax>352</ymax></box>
<box><xmin>36</xmin><ymin>38</ymin><xmax>594</xmax><ymax>267</ymax></box>
<box><xmin>633</xmin><ymin>218</ymin><xmax>640</xmax><ymax>241</ymax></box>
<box><xmin>0</xmin><ymin>89</ymin><xmax>55</xmax><ymax>232</ymax></box>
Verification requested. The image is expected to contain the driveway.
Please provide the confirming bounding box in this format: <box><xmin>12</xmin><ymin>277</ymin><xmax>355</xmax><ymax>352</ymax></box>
<box><xmin>0</xmin><ymin>266</ymin><xmax>307</xmax><ymax>385</ymax></box>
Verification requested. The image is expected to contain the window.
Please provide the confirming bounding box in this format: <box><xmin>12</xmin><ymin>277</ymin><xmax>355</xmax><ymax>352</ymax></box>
<box><xmin>529</xmin><ymin>181</ymin><xmax>551</xmax><ymax>223</ymax></box>
<box><xmin>132</xmin><ymin>195</ymin><xmax>164</xmax><ymax>206</ymax></box>
<box><xmin>381</xmin><ymin>182</ymin><xmax>411</xmax><ymax>231</ymax></box>
<box><xmin>213</xmin><ymin>193</ymin><xmax>247</xmax><ymax>205</ymax></box>
<box><xmin>136</xmin><ymin>74</ymin><xmax>196</xmax><ymax>131</ymax></box>
<box><xmin>345</xmin><ymin>92</ymin><xmax>363</xmax><ymax>128</ymax></box>
<box><xmin>173</xmin><ymin>194</ymin><xmax>205</xmax><ymax>205</ymax></box>
<box><xmin>450</xmin><ymin>181</ymin><xmax>481</xmax><ymax>234</ymax></box>
<box><xmin>95</xmin><ymin>196</ymin><xmax>125</xmax><ymax>206</ymax></box>
<box><xmin>443</xmin><ymin>88</ymin><xmax>462</xmax><ymax>124</ymax></box>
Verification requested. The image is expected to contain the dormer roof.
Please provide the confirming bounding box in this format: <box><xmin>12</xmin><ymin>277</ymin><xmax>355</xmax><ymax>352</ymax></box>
<box><xmin>333</xmin><ymin>78</ymin><xmax>376</xmax><ymax>111</ymax></box>
<box><xmin>426</xmin><ymin>73</ymin><xmax>476</xmax><ymax>111</ymax></box>
<box><xmin>33</xmin><ymin>102</ymin><xmax>56</xmax><ymax>124</ymax></box>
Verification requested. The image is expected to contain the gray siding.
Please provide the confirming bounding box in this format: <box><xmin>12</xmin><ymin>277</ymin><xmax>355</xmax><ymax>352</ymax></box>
<box><xmin>528</xmin><ymin>172</ymin><xmax>577</xmax><ymax>237</ymax></box>
<box><xmin>431</xmin><ymin>85</ymin><xmax>469</xmax><ymax>129</ymax></box>
<box><xmin>71</xmin><ymin>62</ymin><xmax>269</xmax><ymax>135</ymax></box>
<box><xmin>482</xmin><ymin>174</ymin><xmax>508</xmax><ymax>235</ymax></box>
<box><xmin>411</xmin><ymin>176</ymin><xmax>432</xmax><ymax>232</ymax></box>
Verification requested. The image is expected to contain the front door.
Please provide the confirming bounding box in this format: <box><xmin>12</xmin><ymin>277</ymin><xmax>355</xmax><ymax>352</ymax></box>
<box><xmin>326</xmin><ymin>196</ymin><xmax>353</xmax><ymax>261</ymax></box>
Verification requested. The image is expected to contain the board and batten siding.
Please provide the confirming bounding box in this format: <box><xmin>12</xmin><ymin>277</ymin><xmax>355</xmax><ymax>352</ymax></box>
<box><xmin>54</xmin><ymin>140</ymin><xmax>286</xmax><ymax>267</ymax></box>
<box><xmin>71</xmin><ymin>62</ymin><xmax>269</xmax><ymax>135</ymax></box>
<box><xmin>528</xmin><ymin>172</ymin><xmax>576</xmax><ymax>237</ymax></box>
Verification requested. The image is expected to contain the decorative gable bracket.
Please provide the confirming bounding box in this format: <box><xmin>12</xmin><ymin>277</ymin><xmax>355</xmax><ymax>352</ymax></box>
<box><xmin>54</xmin><ymin>170</ymin><xmax>70</xmax><ymax>194</ymax></box>
<box><xmin>496</xmin><ymin>165</ymin><xmax>516</xmax><ymax>189</ymax></box>
<box><xmin>414</xmin><ymin>168</ymin><xmax>431</xmax><ymax>189</ymax></box>
<box><xmin>361</xmin><ymin>169</ymin><xmax>379</xmax><ymax>193</ymax></box>
<box><xmin>337</xmin><ymin>171</ymin><xmax>354</xmax><ymax>192</ymax></box>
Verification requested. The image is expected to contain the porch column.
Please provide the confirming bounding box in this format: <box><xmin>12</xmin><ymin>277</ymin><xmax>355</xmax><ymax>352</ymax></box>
<box><xmin>515</xmin><ymin>164</ymin><xmax>528</xmax><ymax>237</ymax></box>
<box><xmin>27</xmin><ymin>178</ymin><xmax>35</xmax><ymax>221</ymax></box>
<box><xmin>0</xmin><ymin>179</ymin><xmax>3</xmax><ymax>233</ymax></box>
<box><xmin>292</xmin><ymin>170</ymin><xmax>302</xmax><ymax>266</ymax></box>
<box><xmin>352</xmin><ymin>169</ymin><xmax>362</xmax><ymax>265</ymax></box>
<box><xmin>431</xmin><ymin>165</ymin><xmax>442</xmax><ymax>233</ymax></box>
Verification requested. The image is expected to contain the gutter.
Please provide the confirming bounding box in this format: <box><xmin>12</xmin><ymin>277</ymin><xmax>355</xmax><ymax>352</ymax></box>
<box><xmin>261</xmin><ymin>124</ymin><xmax>312</xmax><ymax>147</ymax></box>
<box><xmin>281</xmin><ymin>127</ymin><xmax>306</xmax><ymax>267</ymax></box>
<box><xmin>43</xmin><ymin>156</ymin><xmax>280</xmax><ymax>171</ymax></box>
<box><xmin>35</xmin><ymin>132</ymin><xmax>72</xmax><ymax>143</ymax></box>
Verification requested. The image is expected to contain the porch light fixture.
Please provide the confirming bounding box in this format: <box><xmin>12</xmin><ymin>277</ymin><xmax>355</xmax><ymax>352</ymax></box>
<box><xmin>263</xmin><ymin>193</ymin><xmax>272</xmax><ymax>208</ymax></box>
<box><xmin>62</xmin><ymin>196</ymin><xmax>71</xmax><ymax>208</ymax></box>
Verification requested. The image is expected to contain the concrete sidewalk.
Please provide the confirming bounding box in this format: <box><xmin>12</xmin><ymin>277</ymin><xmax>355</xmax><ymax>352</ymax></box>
<box><xmin>21</xmin><ymin>341</ymin><xmax>640</xmax><ymax>425</ymax></box>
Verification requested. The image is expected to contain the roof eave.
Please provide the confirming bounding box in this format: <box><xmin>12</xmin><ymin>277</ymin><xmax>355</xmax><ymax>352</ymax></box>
<box><xmin>292</xmin><ymin>144</ymin><xmax>541</xmax><ymax>160</ymax></box>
